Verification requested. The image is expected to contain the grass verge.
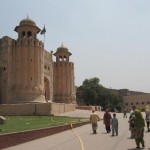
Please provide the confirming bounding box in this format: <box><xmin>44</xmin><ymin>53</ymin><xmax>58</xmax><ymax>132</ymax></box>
<box><xmin>0</xmin><ymin>116</ymin><xmax>86</xmax><ymax>134</ymax></box>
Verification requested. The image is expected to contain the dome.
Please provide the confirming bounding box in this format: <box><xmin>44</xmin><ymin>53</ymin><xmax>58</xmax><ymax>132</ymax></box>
<box><xmin>14</xmin><ymin>16</ymin><xmax>41</xmax><ymax>33</ymax></box>
<box><xmin>54</xmin><ymin>44</ymin><xmax>72</xmax><ymax>56</ymax></box>
<box><xmin>19</xmin><ymin>17</ymin><xmax>36</xmax><ymax>26</ymax></box>
<box><xmin>56</xmin><ymin>44</ymin><xmax>68</xmax><ymax>53</ymax></box>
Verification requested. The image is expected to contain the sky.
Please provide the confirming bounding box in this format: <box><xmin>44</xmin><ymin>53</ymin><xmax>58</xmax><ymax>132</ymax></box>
<box><xmin>0</xmin><ymin>0</ymin><xmax>150</xmax><ymax>93</ymax></box>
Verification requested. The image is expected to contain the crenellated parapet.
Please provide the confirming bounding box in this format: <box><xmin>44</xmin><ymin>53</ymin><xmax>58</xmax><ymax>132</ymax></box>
<box><xmin>13</xmin><ymin>38</ymin><xmax>44</xmax><ymax>48</ymax></box>
<box><xmin>0</xmin><ymin>36</ymin><xmax>13</xmax><ymax>48</ymax></box>
<box><xmin>0</xmin><ymin>36</ymin><xmax>13</xmax><ymax>69</ymax></box>
<box><xmin>44</xmin><ymin>50</ymin><xmax>53</xmax><ymax>59</ymax></box>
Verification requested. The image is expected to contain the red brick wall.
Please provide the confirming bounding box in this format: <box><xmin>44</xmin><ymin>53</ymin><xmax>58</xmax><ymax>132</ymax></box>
<box><xmin>0</xmin><ymin>121</ymin><xmax>90</xmax><ymax>149</ymax></box>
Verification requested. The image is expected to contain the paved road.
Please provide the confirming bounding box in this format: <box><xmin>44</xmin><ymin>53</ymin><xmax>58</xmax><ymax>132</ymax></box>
<box><xmin>3</xmin><ymin>110</ymin><xmax>150</xmax><ymax>150</ymax></box>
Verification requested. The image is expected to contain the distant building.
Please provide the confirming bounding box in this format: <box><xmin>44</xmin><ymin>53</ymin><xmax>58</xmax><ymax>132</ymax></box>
<box><xmin>123</xmin><ymin>94</ymin><xmax>150</xmax><ymax>111</ymax></box>
<box><xmin>0</xmin><ymin>17</ymin><xmax>76</xmax><ymax>104</ymax></box>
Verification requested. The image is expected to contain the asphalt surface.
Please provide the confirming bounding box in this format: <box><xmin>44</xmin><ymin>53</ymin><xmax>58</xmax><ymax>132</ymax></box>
<box><xmin>3</xmin><ymin>109</ymin><xmax>150</xmax><ymax>150</ymax></box>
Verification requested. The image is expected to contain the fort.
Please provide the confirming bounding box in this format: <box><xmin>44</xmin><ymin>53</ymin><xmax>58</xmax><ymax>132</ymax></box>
<box><xmin>0</xmin><ymin>17</ymin><xmax>76</xmax><ymax>115</ymax></box>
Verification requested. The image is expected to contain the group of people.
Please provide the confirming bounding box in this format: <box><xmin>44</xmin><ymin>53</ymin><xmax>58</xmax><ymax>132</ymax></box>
<box><xmin>90</xmin><ymin>109</ymin><xmax>118</xmax><ymax>136</ymax></box>
<box><xmin>103</xmin><ymin>109</ymin><xmax>118</xmax><ymax>136</ymax></box>
<box><xmin>90</xmin><ymin>105</ymin><xmax>150</xmax><ymax>149</ymax></box>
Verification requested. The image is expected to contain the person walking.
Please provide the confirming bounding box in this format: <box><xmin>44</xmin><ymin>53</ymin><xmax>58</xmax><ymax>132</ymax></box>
<box><xmin>111</xmin><ymin>113</ymin><xmax>118</xmax><ymax>136</ymax></box>
<box><xmin>145</xmin><ymin>113</ymin><xmax>150</xmax><ymax>132</ymax></box>
<box><xmin>90</xmin><ymin>110</ymin><xmax>100</xmax><ymax>134</ymax></box>
<box><xmin>145</xmin><ymin>105</ymin><xmax>150</xmax><ymax>132</ymax></box>
<box><xmin>128</xmin><ymin>115</ymin><xmax>135</xmax><ymax>138</ymax></box>
<box><xmin>123</xmin><ymin>108</ymin><xmax>127</xmax><ymax>118</ymax></box>
<box><xmin>128</xmin><ymin>106</ymin><xmax>136</xmax><ymax>138</ymax></box>
<box><xmin>131</xmin><ymin>108</ymin><xmax>145</xmax><ymax>149</ymax></box>
<box><xmin>103</xmin><ymin>109</ymin><xmax>112</xmax><ymax>133</ymax></box>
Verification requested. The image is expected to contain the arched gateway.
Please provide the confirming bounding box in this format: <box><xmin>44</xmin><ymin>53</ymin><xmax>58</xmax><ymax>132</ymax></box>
<box><xmin>44</xmin><ymin>77</ymin><xmax>50</xmax><ymax>102</ymax></box>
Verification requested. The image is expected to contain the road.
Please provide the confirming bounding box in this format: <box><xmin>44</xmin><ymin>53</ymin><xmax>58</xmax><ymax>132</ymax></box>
<box><xmin>3</xmin><ymin>110</ymin><xmax>150</xmax><ymax>150</ymax></box>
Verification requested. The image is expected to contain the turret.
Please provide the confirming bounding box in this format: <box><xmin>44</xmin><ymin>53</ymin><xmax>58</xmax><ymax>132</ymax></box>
<box><xmin>14</xmin><ymin>16</ymin><xmax>40</xmax><ymax>40</ymax></box>
<box><xmin>54</xmin><ymin>44</ymin><xmax>72</xmax><ymax>62</ymax></box>
<box><xmin>11</xmin><ymin>17</ymin><xmax>45</xmax><ymax>103</ymax></box>
<box><xmin>53</xmin><ymin>44</ymin><xmax>76</xmax><ymax>103</ymax></box>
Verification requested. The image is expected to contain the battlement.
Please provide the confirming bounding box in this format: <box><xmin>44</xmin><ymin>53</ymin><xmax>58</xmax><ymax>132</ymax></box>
<box><xmin>12</xmin><ymin>38</ymin><xmax>44</xmax><ymax>48</ymax></box>
<box><xmin>0</xmin><ymin>36</ymin><xmax>13</xmax><ymax>48</ymax></box>
<box><xmin>53</xmin><ymin>61</ymin><xmax>74</xmax><ymax>67</ymax></box>
<box><xmin>44</xmin><ymin>49</ymin><xmax>52</xmax><ymax>59</ymax></box>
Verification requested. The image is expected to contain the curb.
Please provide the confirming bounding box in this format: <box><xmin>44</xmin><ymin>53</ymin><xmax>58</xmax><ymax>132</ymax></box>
<box><xmin>0</xmin><ymin>121</ymin><xmax>90</xmax><ymax>149</ymax></box>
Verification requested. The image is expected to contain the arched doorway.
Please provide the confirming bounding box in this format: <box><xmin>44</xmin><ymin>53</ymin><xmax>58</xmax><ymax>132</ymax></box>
<box><xmin>44</xmin><ymin>77</ymin><xmax>50</xmax><ymax>101</ymax></box>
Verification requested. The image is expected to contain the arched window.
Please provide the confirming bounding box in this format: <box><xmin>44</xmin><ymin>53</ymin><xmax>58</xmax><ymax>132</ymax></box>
<box><xmin>136</xmin><ymin>102</ymin><xmax>139</xmax><ymax>105</ymax></box>
<box><xmin>59</xmin><ymin>56</ymin><xmax>62</xmax><ymax>61</ymax></box>
<box><xmin>131</xmin><ymin>102</ymin><xmax>133</xmax><ymax>105</ymax></box>
<box><xmin>125</xmin><ymin>103</ymin><xmax>128</xmax><ymax>106</ymax></box>
<box><xmin>22</xmin><ymin>31</ymin><xmax>25</xmax><ymax>38</ymax></box>
<box><xmin>27</xmin><ymin>31</ymin><xmax>32</xmax><ymax>38</ymax></box>
<box><xmin>64</xmin><ymin>56</ymin><xmax>67</xmax><ymax>61</ymax></box>
<box><xmin>142</xmin><ymin>102</ymin><xmax>144</xmax><ymax>105</ymax></box>
<box><xmin>147</xmin><ymin>102</ymin><xmax>150</xmax><ymax>104</ymax></box>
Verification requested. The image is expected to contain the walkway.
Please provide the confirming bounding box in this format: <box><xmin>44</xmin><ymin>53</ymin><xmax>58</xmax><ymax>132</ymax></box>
<box><xmin>3</xmin><ymin>109</ymin><xmax>150</xmax><ymax>150</ymax></box>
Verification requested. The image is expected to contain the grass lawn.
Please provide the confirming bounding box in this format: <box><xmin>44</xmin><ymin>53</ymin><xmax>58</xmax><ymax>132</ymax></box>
<box><xmin>0</xmin><ymin>116</ymin><xmax>84</xmax><ymax>134</ymax></box>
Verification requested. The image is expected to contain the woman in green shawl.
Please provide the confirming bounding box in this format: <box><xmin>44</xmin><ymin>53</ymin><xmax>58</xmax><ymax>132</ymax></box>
<box><xmin>132</xmin><ymin>109</ymin><xmax>145</xmax><ymax>149</ymax></box>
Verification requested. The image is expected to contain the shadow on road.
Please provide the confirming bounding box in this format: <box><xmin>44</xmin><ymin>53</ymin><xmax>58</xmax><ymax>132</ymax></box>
<box><xmin>128</xmin><ymin>148</ymin><xmax>146</xmax><ymax>150</ymax></box>
<box><xmin>101</xmin><ymin>132</ymin><xmax>110</xmax><ymax>134</ymax></box>
<box><xmin>128</xmin><ymin>148</ymin><xmax>139</xmax><ymax>150</ymax></box>
<box><xmin>127</xmin><ymin>137</ymin><xmax>135</xmax><ymax>140</ymax></box>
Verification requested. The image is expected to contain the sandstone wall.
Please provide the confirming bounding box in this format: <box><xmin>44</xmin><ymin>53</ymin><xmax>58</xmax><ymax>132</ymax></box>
<box><xmin>0</xmin><ymin>103</ymin><xmax>76</xmax><ymax>116</ymax></box>
<box><xmin>50</xmin><ymin>103</ymin><xmax>75</xmax><ymax>114</ymax></box>
<box><xmin>0</xmin><ymin>104</ymin><xmax>35</xmax><ymax>115</ymax></box>
<box><xmin>35</xmin><ymin>103</ymin><xmax>51</xmax><ymax>115</ymax></box>
<box><xmin>76</xmin><ymin>106</ymin><xmax>95</xmax><ymax>110</ymax></box>
<box><xmin>65</xmin><ymin>103</ymin><xmax>76</xmax><ymax>112</ymax></box>
<box><xmin>123</xmin><ymin>94</ymin><xmax>150</xmax><ymax>112</ymax></box>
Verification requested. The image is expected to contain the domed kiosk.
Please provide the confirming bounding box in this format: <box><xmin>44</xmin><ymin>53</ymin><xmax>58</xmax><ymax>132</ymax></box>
<box><xmin>54</xmin><ymin>44</ymin><xmax>72</xmax><ymax>62</ymax></box>
<box><xmin>14</xmin><ymin>17</ymin><xmax>41</xmax><ymax>39</ymax></box>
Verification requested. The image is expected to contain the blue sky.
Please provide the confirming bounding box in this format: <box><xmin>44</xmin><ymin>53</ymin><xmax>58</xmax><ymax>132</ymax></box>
<box><xmin>0</xmin><ymin>0</ymin><xmax>150</xmax><ymax>93</ymax></box>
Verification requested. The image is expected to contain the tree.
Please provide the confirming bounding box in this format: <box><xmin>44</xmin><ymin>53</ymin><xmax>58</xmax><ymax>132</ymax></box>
<box><xmin>76</xmin><ymin>77</ymin><xmax>101</xmax><ymax>105</ymax></box>
<box><xmin>76</xmin><ymin>77</ymin><xmax>124</xmax><ymax>112</ymax></box>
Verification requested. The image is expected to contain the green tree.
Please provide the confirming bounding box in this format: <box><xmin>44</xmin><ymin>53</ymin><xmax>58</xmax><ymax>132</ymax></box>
<box><xmin>76</xmin><ymin>77</ymin><xmax>124</xmax><ymax>112</ymax></box>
